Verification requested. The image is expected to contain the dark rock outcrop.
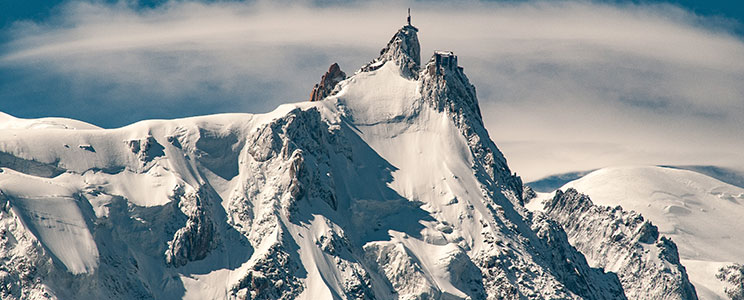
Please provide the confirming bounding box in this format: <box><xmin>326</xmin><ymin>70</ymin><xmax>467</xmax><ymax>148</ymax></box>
<box><xmin>126</xmin><ymin>135</ymin><xmax>165</xmax><ymax>163</ymax></box>
<box><xmin>309</xmin><ymin>63</ymin><xmax>346</xmax><ymax>102</ymax></box>
<box><xmin>164</xmin><ymin>185</ymin><xmax>217</xmax><ymax>267</ymax></box>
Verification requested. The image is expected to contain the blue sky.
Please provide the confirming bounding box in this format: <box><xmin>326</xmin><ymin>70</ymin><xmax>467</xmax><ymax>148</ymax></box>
<box><xmin>0</xmin><ymin>0</ymin><xmax>743</xmax><ymax>179</ymax></box>
<box><xmin>2</xmin><ymin>0</ymin><xmax>743</xmax><ymax>30</ymax></box>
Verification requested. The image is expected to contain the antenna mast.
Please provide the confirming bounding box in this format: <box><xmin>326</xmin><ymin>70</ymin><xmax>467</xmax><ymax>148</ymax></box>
<box><xmin>407</xmin><ymin>8</ymin><xmax>411</xmax><ymax>26</ymax></box>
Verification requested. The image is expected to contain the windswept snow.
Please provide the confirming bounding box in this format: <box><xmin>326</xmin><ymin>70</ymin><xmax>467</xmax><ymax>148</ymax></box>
<box><xmin>0</xmin><ymin>169</ymin><xmax>98</xmax><ymax>275</ymax></box>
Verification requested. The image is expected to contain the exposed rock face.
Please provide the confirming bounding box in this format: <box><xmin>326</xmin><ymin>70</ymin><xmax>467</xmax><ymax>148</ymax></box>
<box><xmin>360</xmin><ymin>24</ymin><xmax>421</xmax><ymax>79</ymax></box>
<box><xmin>231</xmin><ymin>237</ymin><xmax>305</xmax><ymax>299</ymax></box>
<box><xmin>522</xmin><ymin>185</ymin><xmax>537</xmax><ymax>203</ymax></box>
<box><xmin>544</xmin><ymin>189</ymin><xmax>698</xmax><ymax>300</ymax></box>
<box><xmin>164</xmin><ymin>185</ymin><xmax>217</xmax><ymax>267</ymax></box>
<box><xmin>227</xmin><ymin>108</ymin><xmax>350</xmax><ymax>299</ymax></box>
<box><xmin>530</xmin><ymin>214</ymin><xmax>627</xmax><ymax>300</ymax></box>
<box><xmin>309</xmin><ymin>63</ymin><xmax>346</xmax><ymax>102</ymax></box>
<box><xmin>125</xmin><ymin>135</ymin><xmax>165</xmax><ymax>164</ymax></box>
<box><xmin>718</xmin><ymin>263</ymin><xmax>744</xmax><ymax>300</ymax></box>
<box><xmin>420</xmin><ymin>50</ymin><xmax>524</xmax><ymax>204</ymax></box>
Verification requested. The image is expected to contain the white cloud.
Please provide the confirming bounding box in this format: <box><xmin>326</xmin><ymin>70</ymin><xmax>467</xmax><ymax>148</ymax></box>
<box><xmin>1</xmin><ymin>0</ymin><xmax>743</xmax><ymax>180</ymax></box>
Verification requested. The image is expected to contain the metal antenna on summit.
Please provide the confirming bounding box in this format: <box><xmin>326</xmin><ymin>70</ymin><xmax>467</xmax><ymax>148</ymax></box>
<box><xmin>407</xmin><ymin>8</ymin><xmax>411</xmax><ymax>26</ymax></box>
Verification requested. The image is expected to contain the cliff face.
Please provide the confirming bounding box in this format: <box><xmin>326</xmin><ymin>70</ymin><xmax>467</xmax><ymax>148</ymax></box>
<box><xmin>419</xmin><ymin>50</ymin><xmax>523</xmax><ymax>204</ymax></box>
<box><xmin>543</xmin><ymin>189</ymin><xmax>698</xmax><ymax>300</ymax></box>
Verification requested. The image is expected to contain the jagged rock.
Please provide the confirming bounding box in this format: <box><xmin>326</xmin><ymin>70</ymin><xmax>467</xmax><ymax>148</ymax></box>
<box><xmin>315</xmin><ymin>228</ymin><xmax>376</xmax><ymax>299</ymax></box>
<box><xmin>231</xmin><ymin>241</ymin><xmax>304</xmax><ymax>300</ymax></box>
<box><xmin>522</xmin><ymin>185</ymin><xmax>537</xmax><ymax>203</ymax></box>
<box><xmin>0</xmin><ymin>197</ymin><xmax>57</xmax><ymax>300</ymax></box>
<box><xmin>419</xmin><ymin>49</ymin><xmax>523</xmax><ymax>203</ymax></box>
<box><xmin>544</xmin><ymin>188</ymin><xmax>698</xmax><ymax>300</ymax></box>
<box><xmin>360</xmin><ymin>24</ymin><xmax>420</xmax><ymax>79</ymax></box>
<box><xmin>530</xmin><ymin>214</ymin><xmax>627</xmax><ymax>300</ymax></box>
<box><xmin>125</xmin><ymin>135</ymin><xmax>165</xmax><ymax>163</ymax></box>
<box><xmin>164</xmin><ymin>185</ymin><xmax>217</xmax><ymax>267</ymax></box>
<box><xmin>718</xmin><ymin>263</ymin><xmax>744</xmax><ymax>300</ymax></box>
<box><xmin>309</xmin><ymin>63</ymin><xmax>346</xmax><ymax>102</ymax></box>
<box><xmin>421</xmin><ymin>51</ymin><xmax>482</xmax><ymax>128</ymax></box>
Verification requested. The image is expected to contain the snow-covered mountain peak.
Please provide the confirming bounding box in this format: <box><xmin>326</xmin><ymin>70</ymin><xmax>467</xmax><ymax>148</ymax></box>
<box><xmin>0</xmin><ymin>23</ymin><xmax>707</xmax><ymax>300</ymax></box>
<box><xmin>333</xmin><ymin>25</ymin><xmax>522</xmax><ymax>206</ymax></box>
<box><xmin>360</xmin><ymin>24</ymin><xmax>420</xmax><ymax>79</ymax></box>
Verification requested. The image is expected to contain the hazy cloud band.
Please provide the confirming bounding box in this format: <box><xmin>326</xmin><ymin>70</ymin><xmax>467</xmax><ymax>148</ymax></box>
<box><xmin>1</xmin><ymin>0</ymin><xmax>742</xmax><ymax>180</ymax></box>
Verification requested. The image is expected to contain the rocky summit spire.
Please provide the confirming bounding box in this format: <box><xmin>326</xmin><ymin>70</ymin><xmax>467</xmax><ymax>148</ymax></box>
<box><xmin>309</xmin><ymin>63</ymin><xmax>346</xmax><ymax>102</ymax></box>
<box><xmin>360</xmin><ymin>16</ymin><xmax>421</xmax><ymax>79</ymax></box>
<box><xmin>419</xmin><ymin>50</ymin><xmax>525</xmax><ymax>199</ymax></box>
<box><xmin>421</xmin><ymin>51</ymin><xmax>482</xmax><ymax>127</ymax></box>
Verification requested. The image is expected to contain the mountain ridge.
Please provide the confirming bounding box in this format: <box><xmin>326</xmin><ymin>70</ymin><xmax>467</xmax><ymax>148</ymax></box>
<box><xmin>557</xmin><ymin>165</ymin><xmax>744</xmax><ymax>300</ymax></box>
<box><xmin>0</xmin><ymin>23</ymin><xmax>697</xmax><ymax>300</ymax></box>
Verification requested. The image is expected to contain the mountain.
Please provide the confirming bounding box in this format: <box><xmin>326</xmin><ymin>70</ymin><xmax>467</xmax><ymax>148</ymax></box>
<box><xmin>554</xmin><ymin>166</ymin><xmax>744</xmax><ymax>300</ymax></box>
<box><xmin>541</xmin><ymin>188</ymin><xmax>697</xmax><ymax>300</ymax></box>
<box><xmin>0</xmin><ymin>23</ymin><xmax>695</xmax><ymax>299</ymax></box>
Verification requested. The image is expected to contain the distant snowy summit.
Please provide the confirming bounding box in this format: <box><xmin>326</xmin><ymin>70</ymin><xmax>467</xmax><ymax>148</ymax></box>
<box><xmin>554</xmin><ymin>166</ymin><xmax>744</xmax><ymax>300</ymax></box>
<box><xmin>524</xmin><ymin>165</ymin><xmax>744</xmax><ymax>300</ymax></box>
<box><xmin>0</xmin><ymin>19</ymin><xmax>701</xmax><ymax>300</ymax></box>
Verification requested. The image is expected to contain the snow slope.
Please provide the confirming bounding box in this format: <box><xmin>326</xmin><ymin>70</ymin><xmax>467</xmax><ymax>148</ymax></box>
<box><xmin>561</xmin><ymin>166</ymin><xmax>744</xmax><ymax>300</ymax></box>
<box><xmin>0</xmin><ymin>111</ymin><xmax>101</xmax><ymax>130</ymax></box>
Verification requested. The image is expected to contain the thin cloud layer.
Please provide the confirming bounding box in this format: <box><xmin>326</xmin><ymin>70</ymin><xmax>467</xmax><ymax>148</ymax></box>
<box><xmin>1</xmin><ymin>0</ymin><xmax>742</xmax><ymax>180</ymax></box>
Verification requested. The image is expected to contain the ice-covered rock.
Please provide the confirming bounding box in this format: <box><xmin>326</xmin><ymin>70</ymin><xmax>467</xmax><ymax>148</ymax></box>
<box><xmin>717</xmin><ymin>263</ymin><xmax>744</xmax><ymax>300</ymax></box>
<box><xmin>164</xmin><ymin>185</ymin><xmax>217</xmax><ymax>267</ymax></box>
<box><xmin>544</xmin><ymin>188</ymin><xmax>698</xmax><ymax>300</ymax></box>
<box><xmin>360</xmin><ymin>24</ymin><xmax>420</xmax><ymax>79</ymax></box>
<box><xmin>557</xmin><ymin>165</ymin><xmax>744</xmax><ymax>299</ymax></box>
<box><xmin>125</xmin><ymin>135</ymin><xmax>165</xmax><ymax>164</ymax></box>
<box><xmin>419</xmin><ymin>50</ymin><xmax>523</xmax><ymax>205</ymax></box>
<box><xmin>0</xmin><ymin>194</ymin><xmax>57</xmax><ymax>300</ymax></box>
